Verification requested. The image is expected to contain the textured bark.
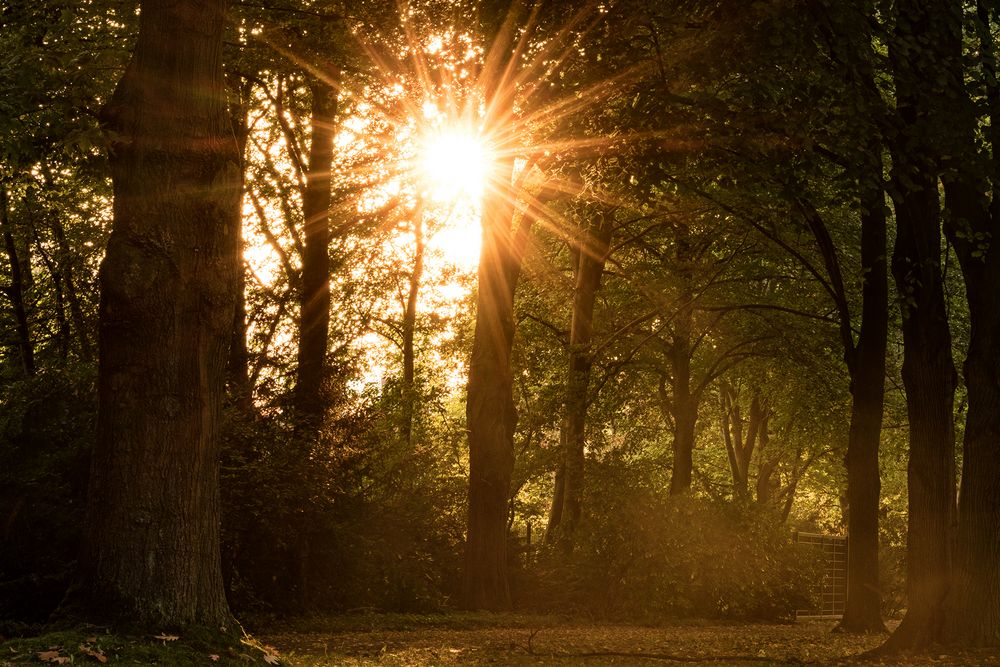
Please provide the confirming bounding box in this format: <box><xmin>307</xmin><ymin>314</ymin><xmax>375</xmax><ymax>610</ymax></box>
<box><xmin>461</xmin><ymin>0</ymin><xmax>527</xmax><ymax>611</ymax></box>
<box><xmin>882</xmin><ymin>1</ymin><xmax>958</xmax><ymax>643</ymax></box>
<box><xmin>1</xmin><ymin>187</ymin><xmax>35</xmax><ymax>376</ymax></box>
<box><xmin>76</xmin><ymin>0</ymin><xmax>239</xmax><ymax>629</ymax></box>
<box><xmin>547</xmin><ymin>213</ymin><xmax>612</xmax><ymax>545</ymax></box>
<box><xmin>294</xmin><ymin>80</ymin><xmax>337</xmax><ymax>424</ymax></box>
<box><xmin>463</xmin><ymin>158</ymin><xmax>518</xmax><ymax>610</ymax></box>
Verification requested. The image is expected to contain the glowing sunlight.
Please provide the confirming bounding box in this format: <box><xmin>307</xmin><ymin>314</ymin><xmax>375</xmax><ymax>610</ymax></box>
<box><xmin>419</xmin><ymin>127</ymin><xmax>491</xmax><ymax>204</ymax></box>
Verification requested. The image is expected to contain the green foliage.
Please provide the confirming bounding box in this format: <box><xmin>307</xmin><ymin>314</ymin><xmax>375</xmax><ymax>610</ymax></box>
<box><xmin>523</xmin><ymin>467</ymin><xmax>820</xmax><ymax>621</ymax></box>
<box><xmin>220</xmin><ymin>374</ymin><xmax>466</xmax><ymax>615</ymax></box>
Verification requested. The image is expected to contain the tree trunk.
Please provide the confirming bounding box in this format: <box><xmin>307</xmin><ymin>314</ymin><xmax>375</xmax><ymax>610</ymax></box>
<box><xmin>937</xmin><ymin>0</ymin><xmax>1000</xmax><ymax>645</ymax></box>
<box><xmin>881</xmin><ymin>0</ymin><xmax>959</xmax><ymax>650</ymax></box>
<box><xmin>402</xmin><ymin>207</ymin><xmax>425</xmax><ymax>448</ymax></box>
<box><xmin>294</xmin><ymin>79</ymin><xmax>337</xmax><ymax>425</ymax></box>
<box><xmin>52</xmin><ymin>217</ymin><xmax>94</xmax><ymax>362</ymax></box>
<box><xmin>227</xmin><ymin>85</ymin><xmax>252</xmax><ymax>411</ymax></box>
<box><xmin>882</xmin><ymin>4</ymin><xmax>957</xmax><ymax>642</ymax></box>
<box><xmin>463</xmin><ymin>158</ymin><xmax>518</xmax><ymax>610</ymax></box>
<box><xmin>668</xmin><ymin>290</ymin><xmax>696</xmax><ymax>496</ymax></box>
<box><xmin>1</xmin><ymin>187</ymin><xmax>35</xmax><ymax>376</ymax></box>
<box><xmin>548</xmin><ymin>212</ymin><xmax>612</xmax><ymax>545</ymax></box>
<box><xmin>839</xmin><ymin>155</ymin><xmax>889</xmax><ymax>633</ymax></box>
<box><xmin>76</xmin><ymin>0</ymin><xmax>239</xmax><ymax>629</ymax></box>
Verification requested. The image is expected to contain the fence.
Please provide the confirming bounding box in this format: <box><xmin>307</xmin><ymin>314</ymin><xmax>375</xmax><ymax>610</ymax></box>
<box><xmin>794</xmin><ymin>531</ymin><xmax>847</xmax><ymax>619</ymax></box>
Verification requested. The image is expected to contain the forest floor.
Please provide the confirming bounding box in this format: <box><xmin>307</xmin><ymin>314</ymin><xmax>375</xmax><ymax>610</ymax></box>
<box><xmin>257</xmin><ymin>613</ymin><xmax>1000</xmax><ymax>666</ymax></box>
<box><xmin>5</xmin><ymin>614</ymin><xmax>1000</xmax><ymax>665</ymax></box>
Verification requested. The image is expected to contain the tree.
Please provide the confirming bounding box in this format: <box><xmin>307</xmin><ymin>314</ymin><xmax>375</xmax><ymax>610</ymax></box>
<box><xmin>881</xmin><ymin>0</ymin><xmax>957</xmax><ymax>648</ymax></box>
<box><xmin>74</xmin><ymin>0</ymin><xmax>240</xmax><ymax>628</ymax></box>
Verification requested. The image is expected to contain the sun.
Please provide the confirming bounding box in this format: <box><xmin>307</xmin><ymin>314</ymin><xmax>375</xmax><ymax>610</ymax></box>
<box><xmin>419</xmin><ymin>126</ymin><xmax>491</xmax><ymax>204</ymax></box>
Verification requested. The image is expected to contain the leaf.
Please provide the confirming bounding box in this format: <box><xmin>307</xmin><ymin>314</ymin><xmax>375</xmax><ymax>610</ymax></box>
<box><xmin>80</xmin><ymin>643</ymin><xmax>108</xmax><ymax>663</ymax></box>
<box><xmin>37</xmin><ymin>650</ymin><xmax>70</xmax><ymax>664</ymax></box>
<box><xmin>153</xmin><ymin>633</ymin><xmax>180</xmax><ymax>642</ymax></box>
<box><xmin>263</xmin><ymin>651</ymin><xmax>281</xmax><ymax>665</ymax></box>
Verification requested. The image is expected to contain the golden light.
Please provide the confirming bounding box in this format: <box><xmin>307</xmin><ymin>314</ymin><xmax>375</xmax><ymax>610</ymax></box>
<box><xmin>419</xmin><ymin>127</ymin><xmax>491</xmax><ymax>204</ymax></box>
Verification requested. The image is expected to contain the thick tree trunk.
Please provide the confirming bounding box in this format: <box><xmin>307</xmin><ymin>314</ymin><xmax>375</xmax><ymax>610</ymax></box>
<box><xmin>938</xmin><ymin>0</ymin><xmax>1000</xmax><ymax>645</ymax></box>
<box><xmin>77</xmin><ymin>0</ymin><xmax>239</xmax><ymax>629</ymax></box>
<box><xmin>463</xmin><ymin>158</ymin><xmax>518</xmax><ymax>610</ymax></box>
<box><xmin>882</xmin><ymin>0</ymin><xmax>958</xmax><ymax>650</ymax></box>
<box><xmin>839</xmin><ymin>158</ymin><xmax>889</xmax><ymax>633</ymax></box>
<box><xmin>1</xmin><ymin>187</ymin><xmax>35</xmax><ymax>376</ymax></box>
<box><xmin>548</xmin><ymin>213</ymin><xmax>612</xmax><ymax>545</ymax></box>
<box><xmin>294</xmin><ymin>80</ymin><xmax>337</xmax><ymax>424</ymax></box>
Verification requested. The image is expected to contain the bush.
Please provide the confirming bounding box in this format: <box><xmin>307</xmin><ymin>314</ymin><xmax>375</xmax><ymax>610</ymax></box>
<box><xmin>522</xmin><ymin>464</ymin><xmax>820</xmax><ymax>621</ymax></box>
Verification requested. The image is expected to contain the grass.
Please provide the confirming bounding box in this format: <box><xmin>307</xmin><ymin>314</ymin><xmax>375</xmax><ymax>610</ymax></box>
<box><xmin>4</xmin><ymin>614</ymin><xmax>1000</xmax><ymax>665</ymax></box>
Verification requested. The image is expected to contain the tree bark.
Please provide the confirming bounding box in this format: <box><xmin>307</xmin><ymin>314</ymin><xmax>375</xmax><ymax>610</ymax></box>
<box><xmin>75</xmin><ymin>0</ymin><xmax>239</xmax><ymax>629</ymax></box>
<box><xmin>462</xmin><ymin>0</ymin><xmax>527</xmax><ymax>611</ymax></box>
<box><xmin>294</xmin><ymin>79</ymin><xmax>337</xmax><ymax>425</ymax></box>
<box><xmin>547</xmin><ymin>212</ymin><xmax>612</xmax><ymax>545</ymax></box>
<box><xmin>463</xmin><ymin>157</ymin><xmax>518</xmax><ymax>610</ymax></box>
<box><xmin>882</xmin><ymin>1</ymin><xmax>958</xmax><ymax>644</ymax></box>
<box><xmin>938</xmin><ymin>0</ymin><xmax>1000</xmax><ymax>645</ymax></box>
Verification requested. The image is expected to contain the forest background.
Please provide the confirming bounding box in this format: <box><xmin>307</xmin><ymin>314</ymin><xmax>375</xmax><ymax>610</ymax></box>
<box><xmin>1</xmin><ymin>0</ymin><xmax>998</xmax><ymax>657</ymax></box>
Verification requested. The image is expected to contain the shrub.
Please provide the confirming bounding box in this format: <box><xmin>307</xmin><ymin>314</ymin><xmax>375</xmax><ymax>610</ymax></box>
<box><xmin>522</xmin><ymin>464</ymin><xmax>820</xmax><ymax>621</ymax></box>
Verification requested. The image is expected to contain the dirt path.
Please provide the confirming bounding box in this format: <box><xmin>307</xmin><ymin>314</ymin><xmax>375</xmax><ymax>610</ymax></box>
<box><xmin>261</xmin><ymin>617</ymin><xmax>1000</xmax><ymax>665</ymax></box>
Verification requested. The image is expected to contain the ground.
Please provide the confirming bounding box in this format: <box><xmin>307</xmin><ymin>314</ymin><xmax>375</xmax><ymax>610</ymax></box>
<box><xmin>3</xmin><ymin>615</ymin><xmax>1000</xmax><ymax>665</ymax></box>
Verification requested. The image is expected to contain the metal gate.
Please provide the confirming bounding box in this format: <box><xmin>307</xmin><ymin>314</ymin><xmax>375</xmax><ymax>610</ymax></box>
<box><xmin>794</xmin><ymin>531</ymin><xmax>847</xmax><ymax>619</ymax></box>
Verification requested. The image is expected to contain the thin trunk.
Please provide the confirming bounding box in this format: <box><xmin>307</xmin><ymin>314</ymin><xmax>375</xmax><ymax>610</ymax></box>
<box><xmin>52</xmin><ymin>217</ymin><xmax>94</xmax><ymax>362</ymax></box>
<box><xmin>402</xmin><ymin>208</ymin><xmax>425</xmax><ymax>448</ymax></box>
<box><xmin>34</xmin><ymin>238</ymin><xmax>70</xmax><ymax>360</ymax></box>
<box><xmin>76</xmin><ymin>0</ymin><xmax>238</xmax><ymax>628</ymax></box>
<box><xmin>668</xmin><ymin>289</ymin><xmax>696</xmax><ymax>495</ymax></box>
<box><xmin>227</xmin><ymin>85</ymin><xmax>252</xmax><ymax>411</ymax></box>
<box><xmin>550</xmin><ymin>213</ymin><xmax>612</xmax><ymax>546</ymax></box>
<box><xmin>1</xmin><ymin>187</ymin><xmax>35</xmax><ymax>376</ymax></box>
<box><xmin>295</xmin><ymin>79</ymin><xmax>337</xmax><ymax>425</ymax></box>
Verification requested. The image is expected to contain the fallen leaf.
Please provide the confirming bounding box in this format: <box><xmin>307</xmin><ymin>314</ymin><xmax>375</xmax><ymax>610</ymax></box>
<box><xmin>37</xmin><ymin>650</ymin><xmax>70</xmax><ymax>664</ymax></box>
<box><xmin>263</xmin><ymin>651</ymin><xmax>280</xmax><ymax>665</ymax></box>
<box><xmin>80</xmin><ymin>643</ymin><xmax>108</xmax><ymax>663</ymax></box>
<box><xmin>153</xmin><ymin>633</ymin><xmax>180</xmax><ymax>642</ymax></box>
